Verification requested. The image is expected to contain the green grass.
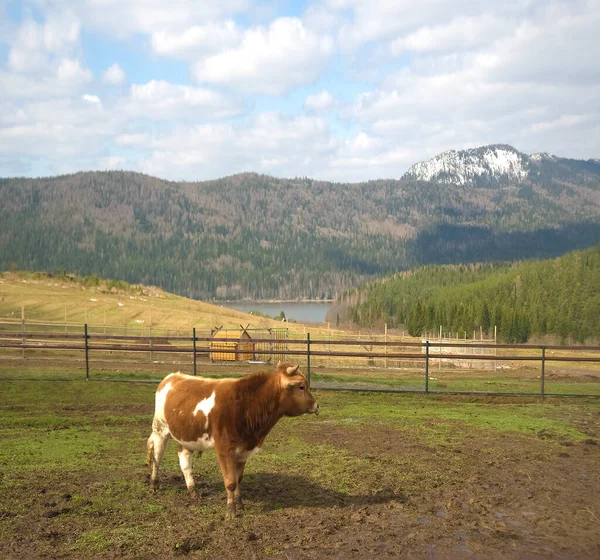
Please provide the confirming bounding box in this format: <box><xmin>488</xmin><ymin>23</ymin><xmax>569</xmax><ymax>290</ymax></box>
<box><xmin>313</xmin><ymin>391</ymin><xmax>593</xmax><ymax>442</ymax></box>
<box><xmin>0</xmin><ymin>380</ymin><xmax>593</xmax><ymax>453</ymax></box>
<box><xmin>1</xmin><ymin>379</ymin><xmax>599</xmax><ymax>558</ymax></box>
<box><xmin>2</xmin><ymin>362</ymin><xmax>599</xmax><ymax>400</ymax></box>
<box><xmin>312</xmin><ymin>371</ymin><xmax>599</xmax><ymax>396</ymax></box>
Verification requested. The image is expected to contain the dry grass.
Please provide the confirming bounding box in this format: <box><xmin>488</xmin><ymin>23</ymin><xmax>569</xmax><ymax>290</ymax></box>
<box><xmin>0</xmin><ymin>272</ymin><xmax>343</xmax><ymax>339</ymax></box>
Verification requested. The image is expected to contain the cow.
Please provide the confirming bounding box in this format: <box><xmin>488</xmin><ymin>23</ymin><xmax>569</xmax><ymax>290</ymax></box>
<box><xmin>146</xmin><ymin>362</ymin><xmax>319</xmax><ymax>519</ymax></box>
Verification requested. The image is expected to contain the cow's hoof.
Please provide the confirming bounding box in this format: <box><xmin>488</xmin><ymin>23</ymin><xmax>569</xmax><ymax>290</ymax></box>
<box><xmin>187</xmin><ymin>488</ymin><xmax>201</xmax><ymax>501</ymax></box>
<box><xmin>149</xmin><ymin>482</ymin><xmax>158</xmax><ymax>493</ymax></box>
<box><xmin>235</xmin><ymin>498</ymin><xmax>245</xmax><ymax>510</ymax></box>
<box><xmin>225</xmin><ymin>504</ymin><xmax>236</xmax><ymax>520</ymax></box>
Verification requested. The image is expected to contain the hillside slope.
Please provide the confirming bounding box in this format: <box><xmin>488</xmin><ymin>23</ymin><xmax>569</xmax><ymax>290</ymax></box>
<box><xmin>0</xmin><ymin>271</ymin><xmax>289</xmax><ymax>333</ymax></box>
<box><xmin>341</xmin><ymin>245</ymin><xmax>600</xmax><ymax>343</ymax></box>
<box><xmin>1</xmin><ymin>145</ymin><xmax>599</xmax><ymax>300</ymax></box>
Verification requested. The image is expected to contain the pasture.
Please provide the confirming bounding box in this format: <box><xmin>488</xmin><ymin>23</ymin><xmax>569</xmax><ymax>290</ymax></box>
<box><xmin>0</xmin><ymin>271</ymin><xmax>340</xmax><ymax>337</ymax></box>
<box><xmin>1</xmin><ymin>374</ymin><xmax>599</xmax><ymax>559</ymax></box>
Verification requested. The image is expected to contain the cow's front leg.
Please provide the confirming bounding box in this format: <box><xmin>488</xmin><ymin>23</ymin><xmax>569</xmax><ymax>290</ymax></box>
<box><xmin>234</xmin><ymin>460</ymin><xmax>247</xmax><ymax>510</ymax></box>
<box><xmin>216</xmin><ymin>451</ymin><xmax>238</xmax><ymax>520</ymax></box>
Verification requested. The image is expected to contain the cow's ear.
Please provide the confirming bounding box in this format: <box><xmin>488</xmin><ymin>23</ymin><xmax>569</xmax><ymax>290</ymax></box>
<box><xmin>282</xmin><ymin>376</ymin><xmax>304</xmax><ymax>388</ymax></box>
<box><xmin>285</xmin><ymin>365</ymin><xmax>300</xmax><ymax>376</ymax></box>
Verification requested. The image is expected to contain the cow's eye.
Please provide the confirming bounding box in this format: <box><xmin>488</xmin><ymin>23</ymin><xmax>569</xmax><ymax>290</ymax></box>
<box><xmin>298</xmin><ymin>385</ymin><xmax>305</xmax><ymax>390</ymax></box>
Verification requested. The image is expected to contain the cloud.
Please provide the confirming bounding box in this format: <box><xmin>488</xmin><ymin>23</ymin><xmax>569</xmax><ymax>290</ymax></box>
<box><xmin>530</xmin><ymin>114</ymin><xmax>589</xmax><ymax>134</ymax></box>
<box><xmin>193</xmin><ymin>18</ymin><xmax>335</xmax><ymax>94</ymax></box>
<box><xmin>151</xmin><ymin>21</ymin><xmax>241</xmax><ymax>58</ymax></box>
<box><xmin>0</xmin><ymin>68</ymin><xmax>92</xmax><ymax>100</ymax></box>
<box><xmin>56</xmin><ymin>58</ymin><xmax>92</xmax><ymax>84</ymax></box>
<box><xmin>304</xmin><ymin>91</ymin><xmax>336</xmax><ymax>113</ymax></box>
<box><xmin>125</xmin><ymin>80</ymin><xmax>241</xmax><ymax>119</ymax></box>
<box><xmin>113</xmin><ymin>112</ymin><xmax>420</xmax><ymax>182</ymax></box>
<box><xmin>9</xmin><ymin>13</ymin><xmax>80</xmax><ymax>54</ymax></box>
<box><xmin>115</xmin><ymin>133</ymin><xmax>151</xmax><ymax>146</ymax></box>
<box><xmin>335</xmin><ymin>0</ymin><xmax>492</xmax><ymax>52</ymax></box>
<box><xmin>389</xmin><ymin>14</ymin><xmax>507</xmax><ymax>56</ymax></box>
<box><xmin>101</xmin><ymin>155</ymin><xmax>127</xmax><ymax>169</ymax></box>
<box><xmin>303</xmin><ymin>3</ymin><xmax>343</xmax><ymax>33</ymax></box>
<box><xmin>102</xmin><ymin>63</ymin><xmax>126</xmax><ymax>85</ymax></box>
<box><xmin>482</xmin><ymin>4</ymin><xmax>600</xmax><ymax>85</ymax></box>
<box><xmin>8</xmin><ymin>46</ymin><xmax>49</xmax><ymax>74</ymax></box>
<box><xmin>130</xmin><ymin>112</ymin><xmax>337</xmax><ymax>179</ymax></box>
<box><xmin>345</xmin><ymin>0</ymin><xmax>600</xmax><ymax>164</ymax></box>
<box><xmin>0</xmin><ymin>10</ymin><xmax>92</xmax><ymax>104</ymax></box>
<box><xmin>0</xmin><ymin>98</ymin><xmax>116</xmax><ymax>160</ymax></box>
<box><xmin>2</xmin><ymin>0</ymin><xmax>599</xmax><ymax>180</ymax></box>
<box><xmin>82</xmin><ymin>93</ymin><xmax>101</xmax><ymax>105</ymax></box>
<box><xmin>7</xmin><ymin>13</ymin><xmax>81</xmax><ymax>73</ymax></box>
<box><xmin>54</xmin><ymin>0</ymin><xmax>251</xmax><ymax>39</ymax></box>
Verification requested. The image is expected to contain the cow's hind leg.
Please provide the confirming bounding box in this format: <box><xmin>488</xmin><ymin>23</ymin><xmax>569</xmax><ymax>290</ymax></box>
<box><xmin>147</xmin><ymin>422</ymin><xmax>170</xmax><ymax>492</ymax></box>
<box><xmin>178</xmin><ymin>445</ymin><xmax>198</xmax><ymax>493</ymax></box>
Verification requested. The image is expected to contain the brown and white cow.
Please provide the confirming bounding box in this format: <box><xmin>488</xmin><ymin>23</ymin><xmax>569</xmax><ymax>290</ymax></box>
<box><xmin>146</xmin><ymin>362</ymin><xmax>319</xmax><ymax>518</ymax></box>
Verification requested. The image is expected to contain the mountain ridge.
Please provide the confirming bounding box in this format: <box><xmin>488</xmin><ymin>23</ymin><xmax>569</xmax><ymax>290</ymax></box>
<box><xmin>402</xmin><ymin>144</ymin><xmax>600</xmax><ymax>186</ymax></box>
<box><xmin>1</xmin><ymin>144</ymin><xmax>599</xmax><ymax>300</ymax></box>
<box><xmin>4</xmin><ymin>144</ymin><xmax>598</xmax><ymax>185</ymax></box>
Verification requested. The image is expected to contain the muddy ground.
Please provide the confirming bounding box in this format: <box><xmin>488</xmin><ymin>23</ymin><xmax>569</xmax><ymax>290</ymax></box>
<box><xmin>0</xmin><ymin>381</ymin><xmax>599</xmax><ymax>559</ymax></box>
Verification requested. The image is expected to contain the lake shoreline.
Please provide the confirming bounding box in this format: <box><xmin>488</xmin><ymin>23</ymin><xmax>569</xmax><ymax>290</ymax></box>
<box><xmin>212</xmin><ymin>299</ymin><xmax>335</xmax><ymax>304</ymax></box>
<box><xmin>219</xmin><ymin>300</ymin><xmax>333</xmax><ymax>323</ymax></box>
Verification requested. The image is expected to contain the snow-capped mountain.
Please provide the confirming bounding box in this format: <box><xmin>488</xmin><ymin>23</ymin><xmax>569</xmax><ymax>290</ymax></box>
<box><xmin>403</xmin><ymin>144</ymin><xmax>556</xmax><ymax>185</ymax></box>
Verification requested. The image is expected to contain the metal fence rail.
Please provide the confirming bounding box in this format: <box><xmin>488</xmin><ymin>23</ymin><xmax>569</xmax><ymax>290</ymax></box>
<box><xmin>1</xmin><ymin>325</ymin><xmax>599</xmax><ymax>398</ymax></box>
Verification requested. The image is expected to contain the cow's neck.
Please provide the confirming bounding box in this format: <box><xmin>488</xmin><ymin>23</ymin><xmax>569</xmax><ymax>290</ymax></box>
<box><xmin>235</xmin><ymin>372</ymin><xmax>282</xmax><ymax>441</ymax></box>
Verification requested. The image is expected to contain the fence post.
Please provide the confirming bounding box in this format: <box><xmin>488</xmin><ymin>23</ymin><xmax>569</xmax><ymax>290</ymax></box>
<box><xmin>21</xmin><ymin>318</ymin><xmax>25</xmax><ymax>359</ymax></box>
<box><xmin>307</xmin><ymin>332</ymin><xmax>311</xmax><ymax>386</ymax></box>
<box><xmin>425</xmin><ymin>340</ymin><xmax>430</xmax><ymax>393</ymax></box>
<box><xmin>384</xmin><ymin>323</ymin><xmax>388</xmax><ymax>369</ymax></box>
<box><xmin>84</xmin><ymin>323</ymin><xmax>89</xmax><ymax>381</ymax></box>
<box><xmin>149</xmin><ymin>326</ymin><xmax>153</xmax><ymax>363</ymax></box>
<box><xmin>541</xmin><ymin>346</ymin><xmax>546</xmax><ymax>398</ymax></box>
<box><xmin>193</xmin><ymin>327</ymin><xmax>197</xmax><ymax>376</ymax></box>
<box><xmin>439</xmin><ymin>325</ymin><xmax>442</xmax><ymax>371</ymax></box>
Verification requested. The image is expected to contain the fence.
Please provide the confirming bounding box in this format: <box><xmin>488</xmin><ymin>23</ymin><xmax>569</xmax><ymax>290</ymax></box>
<box><xmin>1</xmin><ymin>321</ymin><xmax>600</xmax><ymax>398</ymax></box>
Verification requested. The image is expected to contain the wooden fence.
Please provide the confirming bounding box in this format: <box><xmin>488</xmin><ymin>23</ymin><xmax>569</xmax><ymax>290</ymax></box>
<box><xmin>1</xmin><ymin>322</ymin><xmax>600</xmax><ymax>398</ymax></box>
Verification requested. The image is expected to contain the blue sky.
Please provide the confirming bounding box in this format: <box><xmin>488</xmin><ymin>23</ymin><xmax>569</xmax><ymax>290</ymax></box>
<box><xmin>0</xmin><ymin>0</ymin><xmax>598</xmax><ymax>181</ymax></box>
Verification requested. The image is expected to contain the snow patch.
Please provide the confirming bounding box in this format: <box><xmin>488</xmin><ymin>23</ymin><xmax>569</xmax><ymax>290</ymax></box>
<box><xmin>404</xmin><ymin>145</ymin><xmax>529</xmax><ymax>185</ymax></box>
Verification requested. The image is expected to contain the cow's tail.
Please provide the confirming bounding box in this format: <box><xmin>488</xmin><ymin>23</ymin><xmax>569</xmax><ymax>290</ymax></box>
<box><xmin>146</xmin><ymin>435</ymin><xmax>155</xmax><ymax>472</ymax></box>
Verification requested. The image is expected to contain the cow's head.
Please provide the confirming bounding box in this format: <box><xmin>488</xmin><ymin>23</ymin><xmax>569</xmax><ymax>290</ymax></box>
<box><xmin>277</xmin><ymin>362</ymin><xmax>319</xmax><ymax>417</ymax></box>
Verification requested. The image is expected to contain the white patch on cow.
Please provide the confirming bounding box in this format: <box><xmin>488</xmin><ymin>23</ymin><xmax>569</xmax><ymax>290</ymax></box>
<box><xmin>154</xmin><ymin>381</ymin><xmax>172</xmax><ymax>427</ymax></box>
<box><xmin>236</xmin><ymin>446</ymin><xmax>261</xmax><ymax>460</ymax></box>
<box><xmin>178</xmin><ymin>434</ymin><xmax>215</xmax><ymax>452</ymax></box>
<box><xmin>193</xmin><ymin>391</ymin><xmax>216</xmax><ymax>430</ymax></box>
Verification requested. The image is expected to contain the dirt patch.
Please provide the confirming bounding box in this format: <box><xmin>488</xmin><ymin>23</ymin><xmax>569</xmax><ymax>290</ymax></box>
<box><xmin>2</xmin><ymin>383</ymin><xmax>600</xmax><ymax>559</ymax></box>
<box><xmin>2</xmin><ymin>425</ymin><xmax>599</xmax><ymax>559</ymax></box>
<box><xmin>290</xmin><ymin>422</ymin><xmax>599</xmax><ymax>559</ymax></box>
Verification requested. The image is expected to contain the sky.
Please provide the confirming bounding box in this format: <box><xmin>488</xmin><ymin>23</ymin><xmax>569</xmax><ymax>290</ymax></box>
<box><xmin>0</xmin><ymin>0</ymin><xmax>599</xmax><ymax>182</ymax></box>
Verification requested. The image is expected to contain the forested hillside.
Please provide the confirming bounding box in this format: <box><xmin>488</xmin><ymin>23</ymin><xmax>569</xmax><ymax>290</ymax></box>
<box><xmin>1</xmin><ymin>145</ymin><xmax>599</xmax><ymax>300</ymax></box>
<box><xmin>342</xmin><ymin>246</ymin><xmax>600</xmax><ymax>343</ymax></box>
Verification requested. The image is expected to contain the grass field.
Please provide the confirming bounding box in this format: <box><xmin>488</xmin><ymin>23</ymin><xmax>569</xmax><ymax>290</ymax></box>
<box><xmin>4</xmin><ymin>270</ymin><xmax>599</xmax><ymax>398</ymax></box>
<box><xmin>0</xmin><ymin>271</ymin><xmax>340</xmax><ymax>337</ymax></box>
<box><xmin>1</xmin><ymin>371</ymin><xmax>599</xmax><ymax>559</ymax></box>
<box><xmin>2</xmin><ymin>357</ymin><xmax>599</xmax><ymax>398</ymax></box>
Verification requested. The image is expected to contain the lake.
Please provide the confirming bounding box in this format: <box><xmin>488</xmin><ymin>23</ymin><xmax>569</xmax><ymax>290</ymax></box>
<box><xmin>220</xmin><ymin>301</ymin><xmax>332</xmax><ymax>323</ymax></box>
